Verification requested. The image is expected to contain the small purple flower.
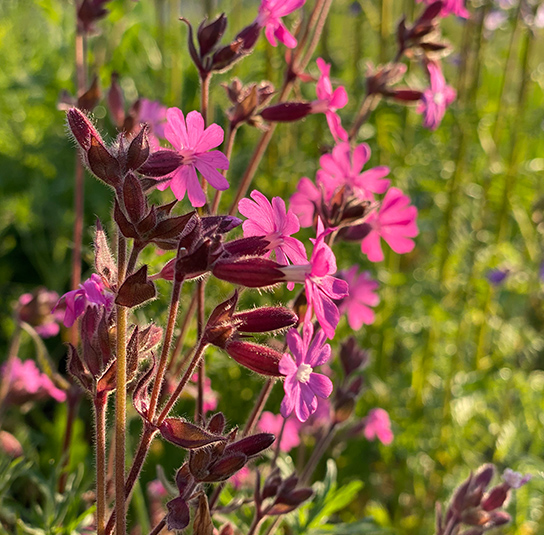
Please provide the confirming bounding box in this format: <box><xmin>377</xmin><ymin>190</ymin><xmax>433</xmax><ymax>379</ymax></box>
<box><xmin>339</xmin><ymin>266</ymin><xmax>380</xmax><ymax>330</ymax></box>
<box><xmin>487</xmin><ymin>268</ymin><xmax>509</xmax><ymax>286</ymax></box>
<box><xmin>363</xmin><ymin>408</ymin><xmax>393</xmax><ymax>445</ymax></box>
<box><xmin>502</xmin><ymin>469</ymin><xmax>531</xmax><ymax>489</ymax></box>
<box><xmin>279</xmin><ymin>323</ymin><xmax>333</xmax><ymax>422</ymax></box>
<box><xmin>256</xmin><ymin>0</ymin><xmax>306</xmax><ymax>48</ymax></box>
<box><xmin>17</xmin><ymin>288</ymin><xmax>63</xmax><ymax>338</ymax></box>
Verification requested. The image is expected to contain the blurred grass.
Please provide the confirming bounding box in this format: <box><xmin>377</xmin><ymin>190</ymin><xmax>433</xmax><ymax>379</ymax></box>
<box><xmin>1</xmin><ymin>0</ymin><xmax>544</xmax><ymax>533</ymax></box>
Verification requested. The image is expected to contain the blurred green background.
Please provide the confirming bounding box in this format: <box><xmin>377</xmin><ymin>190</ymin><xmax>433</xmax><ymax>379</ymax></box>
<box><xmin>1</xmin><ymin>0</ymin><xmax>544</xmax><ymax>533</ymax></box>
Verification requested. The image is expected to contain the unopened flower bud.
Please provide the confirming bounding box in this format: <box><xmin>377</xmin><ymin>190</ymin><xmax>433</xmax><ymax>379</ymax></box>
<box><xmin>198</xmin><ymin>13</ymin><xmax>227</xmax><ymax>57</ymax></box>
<box><xmin>224</xmin><ymin>433</ymin><xmax>275</xmax><ymax>458</ymax></box>
<box><xmin>487</xmin><ymin>510</ymin><xmax>511</xmax><ymax>527</ymax></box>
<box><xmin>139</xmin><ymin>149</ymin><xmax>184</xmax><ymax>177</ymax></box>
<box><xmin>224</xmin><ymin>340</ymin><xmax>283</xmax><ymax>376</ymax></box>
<box><xmin>340</xmin><ymin>337</ymin><xmax>369</xmax><ymax>377</ymax></box>
<box><xmin>261</xmin><ymin>102</ymin><xmax>312</xmax><ymax>122</ymax></box>
<box><xmin>461</xmin><ymin>507</ymin><xmax>490</xmax><ymax>526</ymax></box>
<box><xmin>233</xmin><ymin>307</ymin><xmax>298</xmax><ymax>333</ymax></box>
<box><xmin>481</xmin><ymin>483</ymin><xmax>509</xmax><ymax>511</ymax></box>
<box><xmin>212</xmin><ymin>258</ymin><xmax>285</xmax><ymax>288</ymax></box>
<box><xmin>66</xmin><ymin>107</ymin><xmax>103</xmax><ymax>151</ymax></box>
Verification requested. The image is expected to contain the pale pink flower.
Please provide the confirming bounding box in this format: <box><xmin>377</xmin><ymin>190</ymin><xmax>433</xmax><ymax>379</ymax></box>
<box><xmin>257</xmin><ymin>411</ymin><xmax>302</xmax><ymax>452</ymax></box>
<box><xmin>417</xmin><ymin>0</ymin><xmax>469</xmax><ymax>18</ymax></box>
<box><xmin>279</xmin><ymin>323</ymin><xmax>333</xmax><ymax>422</ymax></box>
<box><xmin>363</xmin><ymin>408</ymin><xmax>393</xmax><ymax>445</ymax></box>
<box><xmin>417</xmin><ymin>61</ymin><xmax>456</xmax><ymax>131</ymax></box>
<box><xmin>230</xmin><ymin>466</ymin><xmax>253</xmax><ymax>489</ymax></box>
<box><xmin>139</xmin><ymin>98</ymin><xmax>167</xmax><ymax>149</ymax></box>
<box><xmin>281</xmin><ymin>219</ymin><xmax>349</xmax><ymax>338</ymax></box>
<box><xmin>55</xmin><ymin>274</ymin><xmax>114</xmax><ymax>328</ymax></box>
<box><xmin>339</xmin><ymin>266</ymin><xmax>379</xmax><ymax>330</ymax></box>
<box><xmin>256</xmin><ymin>0</ymin><xmax>306</xmax><ymax>48</ymax></box>
<box><xmin>502</xmin><ymin>469</ymin><xmax>531</xmax><ymax>489</ymax></box>
<box><xmin>289</xmin><ymin>177</ymin><xmax>323</xmax><ymax>228</ymax></box>
<box><xmin>158</xmin><ymin>108</ymin><xmax>229</xmax><ymax>207</ymax></box>
<box><xmin>189</xmin><ymin>373</ymin><xmax>218</xmax><ymax>414</ymax></box>
<box><xmin>318</xmin><ymin>142</ymin><xmax>390</xmax><ymax>201</ymax></box>
<box><xmin>310</xmin><ymin>58</ymin><xmax>348</xmax><ymax>142</ymax></box>
<box><xmin>360</xmin><ymin>187</ymin><xmax>418</xmax><ymax>262</ymax></box>
<box><xmin>17</xmin><ymin>288</ymin><xmax>63</xmax><ymax>338</ymax></box>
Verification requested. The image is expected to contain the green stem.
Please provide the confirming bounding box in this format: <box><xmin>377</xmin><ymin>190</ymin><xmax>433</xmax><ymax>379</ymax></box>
<box><xmin>300</xmin><ymin>423</ymin><xmax>336</xmax><ymax>485</ymax></box>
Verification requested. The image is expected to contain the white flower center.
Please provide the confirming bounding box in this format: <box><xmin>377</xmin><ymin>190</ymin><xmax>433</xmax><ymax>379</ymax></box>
<box><xmin>296</xmin><ymin>363</ymin><xmax>312</xmax><ymax>383</ymax></box>
<box><xmin>433</xmin><ymin>92</ymin><xmax>445</xmax><ymax>106</ymax></box>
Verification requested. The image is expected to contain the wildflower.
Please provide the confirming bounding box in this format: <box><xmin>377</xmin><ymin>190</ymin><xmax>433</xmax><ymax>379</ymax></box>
<box><xmin>339</xmin><ymin>266</ymin><xmax>379</xmax><ymax>330</ymax></box>
<box><xmin>502</xmin><ymin>469</ymin><xmax>531</xmax><ymax>489</ymax></box>
<box><xmin>360</xmin><ymin>187</ymin><xmax>418</xmax><ymax>262</ymax></box>
<box><xmin>289</xmin><ymin>177</ymin><xmax>323</xmax><ymax>228</ymax></box>
<box><xmin>188</xmin><ymin>373</ymin><xmax>218</xmax><ymax>414</ymax></box>
<box><xmin>139</xmin><ymin>98</ymin><xmax>167</xmax><ymax>148</ymax></box>
<box><xmin>257</xmin><ymin>411</ymin><xmax>302</xmax><ymax>452</ymax></box>
<box><xmin>487</xmin><ymin>268</ymin><xmax>509</xmax><ymax>286</ymax></box>
<box><xmin>157</xmin><ymin>108</ymin><xmax>229</xmax><ymax>207</ymax></box>
<box><xmin>310</xmin><ymin>58</ymin><xmax>348</xmax><ymax>142</ymax></box>
<box><xmin>417</xmin><ymin>61</ymin><xmax>456</xmax><ymax>131</ymax></box>
<box><xmin>281</xmin><ymin>219</ymin><xmax>349</xmax><ymax>338</ymax></box>
<box><xmin>318</xmin><ymin>142</ymin><xmax>390</xmax><ymax>201</ymax></box>
<box><xmin>256</xmin><ymin>0</ymin><xmax>306</xmax><ymax>48</ymax></box>
<box><xmin>363</xmin><ymin>408</ymin><xmax>393</xmax><ymax>445</ymax></box>
<box><xmin>417</xmin><ymin>0</ymin><xmax>469</xmax><ymax>19</ymax></box>
<box><xmin>17</xmin><ymin>288</ymin><xmax>63</xmax><ymax>338</ymax></box>
<box><xmin>279</xmin><ymin>323</ymin><xmax>333</xmax><ymax>422</ymax></box>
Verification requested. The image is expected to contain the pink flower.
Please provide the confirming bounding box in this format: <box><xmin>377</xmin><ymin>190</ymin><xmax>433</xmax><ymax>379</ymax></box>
<box><xmin>318</xmin><ymin>142</ymin><xmax>390</xmax><ymax>201</ymax></box>
<box><xmin>339</xmin><ymin>266</ymin><xmax>379</xmax><ymax>330</ymax></box>
<box><xmin>502</xmin><ymin>469</ymin><xmax>531</xmax><ymax>489</ymax></box>
<box><xmin>257</xmin><ymin>411</ymin><xmax>302</xmax><ymax>452</ymax></box>
<box><xmin>281</xmin><ymin>219</ymin><xmax>349</xmax><ymax>338</ymax></box>
<box><xmin>229</xmin><ymin>466</ymin><xmax>253</xmax><ymax>489</ymax></box>
<box><xmin>55</xmin><ymin>274</ymin><xmax>114</xmax><ymax>328</ymax></box>
<box><xmin>139</xmin><ymin>98</ymin><xmax>167</xmax><ymax>149</ymax></box>
<box><xmin>289</xmin><ymin>177</ymin><xmax>322</xmax><ymax>228</ymax></box>
<box><xmin>158</xmin><ymin>108</ymin><xmax>229</xmax><ymax>207</ymax></box>
<box><xmin>417</xmin><ymin>0</ymin><xmax>469</xmax><ymax>18</ymax></box>
<box><xmin>417</xmin><ymin>62</ymin><xmax>456</xmax><ymax>131</ymax></box>
<box><xmin>2</xmin><ymin>358</ymin><xmax>66</xmax><ymax>404</ymax></box>
<box><xmin>279</xmin><ymin>323</ymin><xmax>333</xmax><ymax>422</ymax></box>
<box><xmin>238</xmin><ymin>190</ymin><xmax>307</xmax><ymax>277</ymax></box>
<box><xmin>189</xmin><ymin>373</ymin><xmax>218</xmax><ymax>414</ymax></box>
<box><xmin>256</xmin><ymin>0</ymin><xmax>306</xmax><ymax>48</ymax></box>
<box><xmin>310</xmin><ymin>58</ymin><xmax>348</xmax><ymax>142</ymax></box>
<box><xmin>363</xmin><ymin>408</ymin><xmax>393</xmax><ymax>445</ymax></box>
<box><xmin>17</xmin><ymin>288</ymin><xmax>63</xmax><ymax>338</ymax></box>
<box><xmin>360</xmin><ymin>187</ymin><xmax>418</xmax><ymax>262</ymax></box>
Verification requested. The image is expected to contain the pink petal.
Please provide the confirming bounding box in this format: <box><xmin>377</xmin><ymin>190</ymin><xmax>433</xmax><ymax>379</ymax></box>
<box><xmin>274</xmin><ymin>22</ymin><xmax>297</xmax><ymax>48</ymax></box>
<box><xmin>194</xmin><ymin>159</ymin><xmax>229</xmax><ymax>191</ymax></box>
<box><xmin>361</xmin><ymin>230</ymin><xmax>384</xmax><ymax>262</ymax></box>
<box><xmin>351</xmin><ymin>143</ymin><xmax>371</xmax><ymax>173</ymax></box>
<box><xmin>184</xmin><ymin>165</ymin><xmax>206</xmax><ymax>207</ymax></box>
<box><xmin>286</xmin><ymin>328</ymin><xmax>305</xmax><ymax>364</ymax></box>
<box><xmin>325</xmin><ymin>111</ymin><xmax>348</xmax><ymax>142</ymax></box>
<box><xmin>185</xmin><ymin>111</ymin><xmax>205</xmax><ymax>149</ymax></box>
<box><xmin>329</xmin><ymin>86</ymin><xmax>348</xmax><ymax>110</ymax></box>
<box><xmin>264</xmin><ymin>24</ymin><xmax>278</xmax><ymax>47</ymax></box>
<box><xmin>197</xmin><ymin>123</ymin><xmax>224</xmax><ymax>152</ymax></box>
<box><xmin>165</xmin><ymin>107</ymin><xmax>189</xmax><ymax>149</ymax></box>
<box><xmin>308</xmin><ymin>373</ymin><xmax>333</xmax><ymax>398</ymax></box>
<box><xmin>279</xmin><ymin>353</ymin><xmax>297</xmax><ymax>376</ymax></box>
<box><xmin>281</xmin><ymin>237</ymin><xmax>308</xmax><ymax>265</ymax></box>
<box><xmin>169</xmin><ymin>167</ymin><xmax>189</xmax><ymax>201</ymax></box>
<box><xmin>311</xmin><ymin>286</ymin><xmax>340</xmax><ymax>339</ymax></box>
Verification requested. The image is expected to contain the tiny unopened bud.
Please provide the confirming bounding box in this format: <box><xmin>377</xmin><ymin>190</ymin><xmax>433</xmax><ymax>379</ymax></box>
<box><xmin>139</xmin><ymin>149</ymin><xmax>184</xmax><ymax>177</ymax></box>
<box><xmin>261</xmin><ymin>102</ymin><xmax>312</xmax><ymax>122</ymax></box>
<box><xmin>66</xmin><ymin>107</ymin><xmax>103</xmax><ymax>151</ymax></box>
<box><xmin>0</xmin><ymin>430</ymin><xmax>23</xmax><ymax>458</ymax></box>
<box><xmin>126</xmin><ymin>125</ymin><xmax>150</xmax><ymax>171</ymax></box>
<box><xmin>198</xmin><ymin>13</ymin><xmax>227</xmax><ymax>57</ymax></box>
<box><xmin>481</xmin><ymin>483</ymin><xmax>508</xmax><ymax>511</ymax></box>
<box><xmin>224</xmin><ymin>340</ymin><xmax>283</xmax><ymax>376</ymax></box>
<box><xmin>224</xmin><ymin>433</ymin><xmax>275</xmax><ymax>458</ymax></box>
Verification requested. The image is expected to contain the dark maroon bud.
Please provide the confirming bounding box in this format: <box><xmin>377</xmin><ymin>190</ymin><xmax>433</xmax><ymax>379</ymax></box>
<box><xmin>126</xmin><ymin>125</ymin><xmax>150</xmax><ymax>171</ymax></box>
<box><xmin>176</xmin><ymin>240</ymin><xmax>213</xmax><ymax>280</ymax></box>
<box><xmin>222</xmin><ymin>236</ymin><xmax>271</xmax><ymax>258</ymax></box>
<box><xmin>224</xmin><ymin>340</ymin><xmax>283</xmax><ymax>376</ymax></box>
<box><xmin>107</xmin><ymin>72</ymin><xmax>125</xmax><ymax>128</ymax></box>
<box><xmin>198</xmin><ymin>13</ymin><xmax>227</xmax><ymax>57</ymax></box>
<box><xmin>235</xmin><ymin>21</ymin><xmax>261</xmax><ymax>51</ymax></box>
<box><xmin>204</xmin><ymin>293</ymin><xmax>238</xmax><ymax>348</ymax></box>
<box><xmin>211</xmin><ymin>39</ymin><xmax>244</xmax><ymax>72</ymax></box>
<box><xmin>348</xmin><ymin>376</ymin><xmax>364</xmax><ymax>396</ymax></box>
<box><xmin>136</xmin><ymin>206</ymin><xmax>158</xmax><ymax>236</ymax></box>
<box><xmin>94</xmin><ymin>219</ymin><xmax>117</xmax><ymax>287</ymax></box>
<box><xmin>481</xmin><ymin>484</ymin><xmax>509</xmax><ymax>511</ymax></box>
<box><xmin>339</xmin><ymin>222</ymin><xmax>372</xmax><ymax>242</ymax></box>
<box><xmin>461</xmin><ymin>507</ymin><xmax>490</xmax><ymax>526</ymax></box>
<box><xmin>225</xmin><ymin>433</ymin><xmax>275</xmax><ymax>458</ymax></box>
<box><xmin>139</xmin><ymin>149</ymin><xmax>183</xmax><ymax>177</ymax></box>
<box><xmin>77</xmin><ymin>0</ymin><xmax>109</xmax><ymax>33</ymax></box>
<box><xmin>340</xmin><ymin>337</ymin><xmax>369</xmax><ymax>377</ymax></box>
<box><xmin>487</xmin><ymin>510</ymin><xmax>511</xmax><ymax>527</ymax></box>
<box><xmin>114</xmin><ymin>199</ymin><xmax>139</xmax><ymax>239</ymax></box>
<box><xmin>166</xmin><ymin>497</ymin><xmax>191</xmax><ymax>531</ymax></box>
<box><xmin>451</xmin><ymin>474</ymin><xmax>473</xmax><ymax>513</ymax></box>
<box><xmin>160</xmin><ymin>418</ymin><xmax>226</xmax><ymax>449</ymax></box>
<box><xmin>474</xmin><ymin>464</ymin><xmax>495</xmax><ymax>490</ymax></box>
<box><xmin>274</xmin><ymin>487</ymin><xmax>313</xmax><ymax>508</ymax></box>
<box><xmin>77</xmin><ymin>76</ymin><xmax>101</xmax><ymax>111</ymax></box>
<box><xmin>66</xmin><ymin>107</ymin><xmax>102</xmax><ymax>151</ymax></box>
<box><xmin>123</xmin><ymin>172</ymin><xmax>148</xmax><ymax>224</ymax></box>
<box><xmin>201</xmin><ymin>215</ymin><xmax>242</xmax><ymax>235</ymax></box>
<box><xmin>419</xmin><ymin>42</ymin><xmax>448</xmax><ymax>52</ymax></box>
<box><xmin>175</xmin><ymin>464</ymin><xmax>193</xmax><ymax>496</ymax></box>
<box><xmin>212</xmin><ymin>258</ymin><xmax>285</xmax><ymax>288</ymax></box>
<box><xmin>419</xmin><ymin>1</ymin><xmax>443</xmax><ymax>22</ymax></box>
<box><xmin>261</xmin><ymin>102</ymin><xmax>312</xmax><ymax>123</ymax></box>
<box><xmin>115</xmin><ymin>265</ymin><xmax>156</xmax><ymax>308</ymax></box>
<box><xmin>207</xmin><ymin>412</ymin><xmax>226</xmax><ymax>435</ymax></box>
<box><xmin>262</xmin><ymin>469</ymin><xmax>282</xmax><ymax>499</ymax></box>
<box><xmin>148</xmin><ymin>213</ymin><xmax>195</xmax><ymax>246</ymax></box>
<box><xmin>233</xmin><ymin>307</ymin><xmax>298</xmax><ymax>333</ymax></box>
<box><xmin>389</xmin><ymin>89</ymin><xmax>424</xmax><ymax>102</ymax></box>
<box><xmin>67</xmin><ymin>343</ymin><xmax>93</xmax><ymax>392</ymax></box>
<box><xmin>189</xmin><ymin>448</ymin><xmax>213</xmax><ymax>480</ymax></box>
<box><xmin>201</xmin><ymin>453</ymin><xmax>248</xmax><ymax>482</ymax></box>
<box><xmin>87</xmin><ymin>135</ymin><xmax>122</xmax><ymax>189</ymax></box>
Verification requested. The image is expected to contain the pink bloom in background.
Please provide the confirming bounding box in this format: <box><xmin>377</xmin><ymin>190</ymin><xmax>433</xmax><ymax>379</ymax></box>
<box><xmin>360</xmin><ymin>187</ymin><xmax>418</xmax><ymax>262</ymax></box>
<box><xmin>339</xmin><ymin>266</ymin><xmax>380</xmax><ymax>330</ymax></box>
<box><xmin>281</xmin><ymin>220</ymin><xmax>349</xmax><ymax>338</ymax></box>
<box><xmin>256</xmin><ymin>0</ymin><xmax>306</xmax><ymax>48</ymax></box>
<box><xmin>279</xmin><ymin>323</ymin><xmax>333</xmax><ymax>422</ymax></box>
<box><xmin>311</xmin><ymin>58</ymin><xmax>348</xmax><ymax>142</ymax></box>
<box><xmin>318</xmin><ymin>142</ymin><xmax>390</xmax><ymax>201</ymax></box>
<box><xmin>159</xmin><ymin>108</ymin><xmax>229</xmax><ymax>207</ymax></box>
<box><xmin>139</xmin><ymin>98</ymin><xmax>167</xmax><ymax>149</ymax></box>
<box><xmin>363</xmin><ymin>408</ymin><xmax>393</xmax><ymax>445</ymax></box>
<box><xmin>17</xmin><ymin>288</ymin><xmax>63</xmax><ymax>338</ymax></box>
<box><xmin>418</xmin><ymin>0</ymin><xmax>469</xmax><ymax>18</ymax></box>
<box><xmin>289</xmin><ymin>177</ymin><xmax>322</xmax><ymax>228</ymax></box>
<box><xmin>417</xmin><ymin>62</ymin><xmax>456</xmax><ymax>131</ymax></box>
<box><xmin>230</xmin><ymin>466</ymin><xmax>253</xmax><ymax>489</ymax></box>
<box><xmin>2</xmin><ymin>358</ymin><xmax>66</xmax><ymax>404</ymax></box>
<box><xmin>147</xmin><ymin>479</ymin><xmax>168</xmax><ymax>499</ymax></box>
<box><xmin>257</xmin><ymin>411</ymin><xmax>302</xmax><ymax>452</ymax></box>
<box><xmin>55</xmin><ymin>274</ymin><xmax>114</xmax><ymax>328</ymax></box>
<box><xmin>189</xmin><ymin>374</ymin><xmax>218</xmax><ymax>414</ymax></box>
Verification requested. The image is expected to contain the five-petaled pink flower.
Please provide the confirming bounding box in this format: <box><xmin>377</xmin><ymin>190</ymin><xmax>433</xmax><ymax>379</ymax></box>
<box><xmin>158</xmin><ymin>108</ymin><xmax>229</xmax><ymax>207</ymax></box>
<box><xmin>281</xmin><ymin>219</ymin><xmax>349</xmax><ymax>338</ymax></box>
<box><xmin>363</xmin><ymin>408</ymin><xmax>393</xmax><ymax>445</ymax></box>
<box><xmin>339</xmin><ymin>266</ymin><xmax>380</xmax><ymax>330</ymax></box>
<box><xmin>417</xmin><ymin>0</ymin><xmax>469</xmax><ymax>19</ymax></box>
<box><xmin>238</xmin><ymin>189</ymin><xmax>307</xmax><ymax>273</ymax></box>
<box><xmin>257</xmin><ymin>411</ymin><xmax>302</xmax><ymax>452</ymax></box>
<box><xmin>55</xmin><ymin>274</ymin><xmax>114</xmax><ymax>328</ymax></box>
<box><xmin>311</xmin><ymin>58</ymin><xmax>348</xmax><ymax>142</ymax></box>
<box><xmin>318</xmin><ymin>142</ymin><xmax>390</xmax><ymax>201</ymax></box>
<box><xmin>279</xmin><ymin>323</ymin><xmax>333</xmax><ymax>422</ymax></box>
<box><xmin>256</xmin><ymin>0</ymin><xmax>306</xmax><ymax>48</ymax></box>
<box><xmin>360</xmin><ymin>187</ymin><xmax>418</xmax><ymax>262</ymax></box>
<box><xmin>417</xmin><ymin>61</ymin><xmax>456</xmax><ymax>131</ymax></box>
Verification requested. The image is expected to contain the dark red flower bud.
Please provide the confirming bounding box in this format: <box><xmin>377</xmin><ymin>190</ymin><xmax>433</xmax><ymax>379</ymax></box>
<box><xmin>261</xmin><ymin>102</ymin><xmax>312</xmax><ymax>122</ymax></box>
<box><xmin>233</xmin><ymin>307</ymin><xmax>298</xmax><ymax>333</ymax></box>
<box><xmin>198</xmin><ymin>13</ymin><xmax>227</xmax><ymax>57</ymax></box>
<box><xmin>122</xmin><ymin>172</ymin><xmax>148</xmax><ymax>224</ymax></box>
<box><xmin>224</xmin><ymin>433</ymin><xmax>275</xmax><ymax>458</ymax></box>
<box><xmin>207</xmin><ymin>412</ymin><xmax>226</xmax><ymax>435</ymax></box>
<box><xmin>388</xmin><ymin>89</ymin><xmax>424</xmax><ymax>102</ymax></box>
<box><xmin>201</xmin><ymin>453</ymin><xmax>248</xmax><ymax>482</ymax></box>
<box><xmin>481</xmin><ymin>484</ymin><xmax>509</xmax><ymax>511</ymax></box>
<box><xmin>166</xmin><ymin>497</ymin><xmax>190</xmax><ymax>531</ymax></box>
<box><xmin>211</xmin><ymin>40</ymin><xmax>244</xmax><ymax>72</ymax></box>
<box><xmin>212</xmin><ymin>258</ymin><xmax>285</xmax><ymax>288</ymax></box>
<box><xmin>201</xmin><ymin>215</ymin><xmax>242</xmax><ymax>235</ymax></box>
<box><xmin>461</xmin><ymin>507</ymin><xmax>490</xmax><ymax>526</ymax></box>
<box><xmin>87</xmin><ymin>135</ymin><xmax>122</xmax><ymax>189</ymax></box>
<box><xmin>139</xmin><ymin>149</ymin><xmax>184</xmax><ymax>177</ymax></box>
<box><xmin>474</xmin><ymin>464</ymin><xmax>495</xmax><ymax>490</ymax></box>
<box><xmin>114</xmin><ymin>199</ymin><xmax>139</xmax><ymax>239</ymax></box>
<box><xmin>126</xmin><ymin>125</ymin><xmax>150</xmax><ymax>171</ymax></box>
<box><xmin>419</xmin><ymin>1</ymin><xmax>443</xmax><ymax>22</ymax></box>
<box><xmin>107</xmin><ymin>72</ymin><xmax>125</xmax><ymax>128</ymax></box>
<box><xmin>234</xmin><ymin>22</ymin><xmax>261</xmax><ymax>51</ymax></box>
<box><xmin>66</xmin><ymin>107</ymin><xmax>103</xmax><ymax>151</ymax></box>
<box><xmin>224</xmin><ymin>340</ymin><xmax>283</xmax><ymax>376</ymax></box>
<box><xmin>115</xmin><ymin>265</ymin><xmax>156</xmax><ymax>308</ymax></box>
<box><xmin>338</xmin><ymin>222</ymin><xmax>372</xmax><ymax>242</ymax></box>
<box><xmin>487</xmin><ymin>510</ymin><xmax>511</xmax><ymax>527</ymax></box>
<box><xmin>77</xmin><ymin>76</ymin><xmax>101</xmax><ymax>111</ymax></box>
<box><xmin>222</xmin><ymin>236</ymin><xmax>271</xmax><ymax>258</ymax></box>
<box><xmin>262</xmin><ymin>469</ymin><xmax>282</xmax><ymax>499</ymax></box>
<box><xmin>160</xmin><ymin>418</ymin><xmax>226</xmax><ymax>449</ymax></box>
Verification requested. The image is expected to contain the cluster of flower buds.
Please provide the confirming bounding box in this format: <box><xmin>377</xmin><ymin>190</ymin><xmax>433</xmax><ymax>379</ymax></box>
<box><xmin>435</xmin><ymin>464</ymin><xmax>531</xmax><ymax>535</ymax></box>
<box><xmin>223</xmin><ymin>78</ymin><xmax>275</xmax><ymax>129</ymax></box>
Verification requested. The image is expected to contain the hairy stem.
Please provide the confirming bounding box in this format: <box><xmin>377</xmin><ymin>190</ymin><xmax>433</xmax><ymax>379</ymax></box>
<box><xmin>95</xmin><ymin>393</ymin><xmax>108</xmax><ymax>535</ymax></box>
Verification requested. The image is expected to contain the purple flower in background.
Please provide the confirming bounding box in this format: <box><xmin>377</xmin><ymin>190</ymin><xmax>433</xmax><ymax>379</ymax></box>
<box><xmin>363</xmin><ymin>408</ymin><xmax>393</xmax><ymax>445</ymax></box>
<box><xmin>55</xmin><ymin>274</ymin><xmax>114</xmax><ymax>328</ymax></box>
<box><xmin>279</xmin><ymin>323</ymin><xmax>333</xmax><ymax>422</ymax></box>
<box><xmin>502</xmin><ymin>469</ymin><xmax>531</xmax><ymax>489</ymax></box>
<box><xmin>311</xmin><ymin>58</ymin><xmax>349</xmax><ymax>142</ymax></box>
<box><xmin>257</xmin><ymin>411</ymin><xmax>302</xmax><ymax>451</ymax></box>
<box><xmin>139</xmin><ymin>98</ymin><xmax>167</xmax><ymax>149</ymax></box>
<box><xmin>256</xmin><ymin>0</ymin><xmax>306</xmax><ymax>48</ymax></box>
<box><xmin>158</xmin><ymin>108</ymin><xmax>229</xmax><ymax>207</ymax></box>
<box><xmin>487</xmin><ymin>269</ymin><xmax>510</xmax><ymax>286</ymax></box>
<box><xmin>17</xmin><ymin>288</ymin><xmax>63</xmax><ymax>338</ymax></box>
<box><xmin>339</xmin><ymin>266</ymin><xmax>380</xmax><ymax>330</ymax></box>
<box><xmin>417</xmin><ymin>0</ymin><xmax>469</xmax><ymax>18</ymax></box>
<box><xmin>417</xmin><ymin>61</ymin><xmax>456</xmax><ymax>131</ymax></box>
